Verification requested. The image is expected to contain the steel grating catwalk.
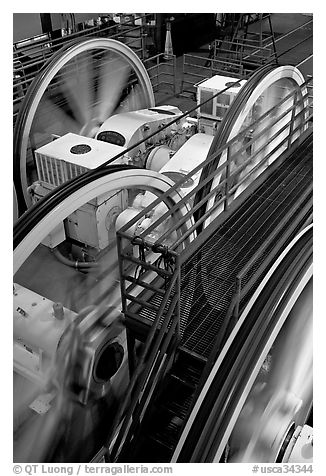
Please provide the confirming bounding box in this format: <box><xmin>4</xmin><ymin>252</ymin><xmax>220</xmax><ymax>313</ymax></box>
<box><xmin>137</xmin><ymin>264</ymin><xmax>194</xmax><ymax>337</ymax></box>
<box><xmin>179</xmin><ymin>135</ymin><xmax>312</xmax><ymax>358</ymax></box>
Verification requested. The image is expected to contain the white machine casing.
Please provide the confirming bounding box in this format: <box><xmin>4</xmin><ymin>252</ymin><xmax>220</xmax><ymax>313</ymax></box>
<box><xmin>33</xmin><ymin>133</ymin><xmax>130</xmax><ymax>250</ymax></box>
<box><xmin>13</xmin><ymin>283</ymin><xmax>129</xmax><ymax>425</ymax></box>
<box><xmin>13</xmin><ymin>283</ymin><xmax>76</xmax><ymax>384</ymax></box>
<box><xmin>196</xmin><ymin>75</ymin><xmax>247</xmax><ymax>134</ymax></box>
<box><xmin>95</xmin><ymin>105</ymin><xmax>187</xmax><ymax>165</ymax></box>
<box><xmin>35</xmin><ymin>132</ymin><xmax>128</xmax><ymax>189</ymax></box>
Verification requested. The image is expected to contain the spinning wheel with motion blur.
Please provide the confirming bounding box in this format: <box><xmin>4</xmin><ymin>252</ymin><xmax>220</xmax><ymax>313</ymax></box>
<box><xmin>13</xmin><ymin>38</ymin><xmax>155</xmax><ymax>211</ymax></box>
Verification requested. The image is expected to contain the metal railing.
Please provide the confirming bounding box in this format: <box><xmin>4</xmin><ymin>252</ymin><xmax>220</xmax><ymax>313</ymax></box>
<box><xmin>143</xmin><ymin>53</ymin><xmax>177</xmax><ymax>95</ymax></box>
<box><xmin>103</xmin><ymin>78</ymin><xmax>312</xmax><ymax>461</ymax></box>
<box><xmin>180</xmin><ymin>17</ymin><xmax>312</xmax><ymax>97</ymax></box>
<box><xmin>107</xmin><ymin>248</ymin><xmax>181</xmax><ymax>460</ymax></box>
<box><xmin>91</xmin><ymin>249</ymin><xmax>181</xmax><ymax>462</ymax></box>
<box><xmin>213</xmin><ymin>38</ymin><xmax>275</xmax><ymax>64</ymax></box>
<box><xmin>180</xmin><ymin>53</ymin><xmax>252</xmax><ymax>97</ymax></box>
<box><xmin>118</xmin><ymin>81</ymin><xmax>312</xmax><ymax>253</ymax></box>
<box><xmin>306</xmin><ymin>74</ymin><xmax>313</xmax><ymax>115</ymax></box>
<box><xmin>216</xmin><ymin>17</ymin><xmax>313</xmax><ymax>67</ymax></box>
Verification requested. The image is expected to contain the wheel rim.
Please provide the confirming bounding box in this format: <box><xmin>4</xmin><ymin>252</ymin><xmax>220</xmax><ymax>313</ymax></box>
<box><xmin>228</xmin><ymin>277</ymin><xmax>313</xmax><ymax>462</ymax></box>
<box><xmin>13</xmin><ymin>167</ymin><xmax>192</xmax><ymax>462</ymax></box>
<box><xmin>13</xmin><ymin>38</ymin><xmax>155</xmax><ymax>210</ymax></box>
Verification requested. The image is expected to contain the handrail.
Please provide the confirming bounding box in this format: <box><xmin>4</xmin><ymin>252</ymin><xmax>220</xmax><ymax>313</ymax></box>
<box><xmin>102</xmin><ymin>251</ymin><xmax>181</xmax><ymax>461</ymax></box>
<box><xmin>111</xmin><ymin>293</ymin><xmax>180</xmax><ymax>461</ymax></box>
<box><xmin>117</xmin><ymin>78</ymin><xmax>312</xmax><ymax>257</ymax></box>
<box><xmin>155</xmin><ymin>92</ymin><xmax>310</xmax><ymax>247</ymax></box>
<box><xmin>181</xmin><ymin>53</ymin><xmax>249</xmax><ymax>93</ymax></box>
<box><xmin>144</xmin><ymin>53</ymin><xmax>177</xmax><ymax>95</ymax></box>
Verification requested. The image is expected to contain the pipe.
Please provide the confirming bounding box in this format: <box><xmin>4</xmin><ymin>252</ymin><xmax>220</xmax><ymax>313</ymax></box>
<box><xmin>52</xmin><ymin>247</ymin><xmax>98</xmax><ymax>270</ymax></box>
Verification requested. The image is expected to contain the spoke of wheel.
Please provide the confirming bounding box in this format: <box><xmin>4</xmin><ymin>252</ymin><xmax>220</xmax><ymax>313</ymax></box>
<box><xmin>33</xmin><ymin>96</ymin><xmax>80</xmax><ymax>136</ymax></box>
<box><xmin>95</xmin><ymin>52</ymin><xmax>131</xmax><ymax>122</ymax></box>
<box><xmin>60</xmin><ymin>51</ymin><xmax>94</xmax><ymax>126</ymax></box>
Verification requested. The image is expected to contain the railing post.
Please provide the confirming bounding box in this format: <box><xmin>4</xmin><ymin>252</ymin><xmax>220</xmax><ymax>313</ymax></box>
<box><xmin>180</xmin><ymin>54</ymin><xmax>185</xmax><ymax>95</ymax></box>
<box><xmin>287</xmin><ymin>90</ymin><xmax>298</xmax><ymax>148</ymax></box>
<box><xmin>157</xmin><ymin>54</ymin><xmax>160</xmax><ymax>92</ymax></box>
<box><xmin>306</xmin><ymin>75</ymin><xmax>313</xmax><ymax>121</ymax></box>
<box><xmin>224</xmin><ymin>145</ymin><xmax>232</xmax><ymax>211</ymax></box>
<box><xmin>173</xmin><ymin>54</ymin><xmax>177</xmax><ymax>95</ymax></box>
<box><xmin>140</xmin><ymin>18</ymin><xmax>148</xmax><ymax>60</ymax></box>
<box><xmin>175</xmin><ymin>255</ymin><xmax>181</xmax><ymax>339</ymax></box>
<box><xmin>233</xmin><ymin>275</ymin><xmax>242</xmax><ymax>321</ymax></box>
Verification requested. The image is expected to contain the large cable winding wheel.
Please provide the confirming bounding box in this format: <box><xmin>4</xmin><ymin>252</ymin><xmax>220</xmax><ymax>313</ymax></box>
<box><xmin>195</xmin><ymin>64</ymin><xmax>308</xmax><ymax>229</ymax></box>
<box><xmin>13</xmin><ymin>38</ymin><xmax>155</xmax><ymax>211</ymax></box>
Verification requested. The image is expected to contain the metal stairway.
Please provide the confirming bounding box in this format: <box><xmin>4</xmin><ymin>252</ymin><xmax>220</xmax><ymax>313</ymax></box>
<box><xmin>210</xmin><ymin>14</ymin><xmax>278</xmax><ymax>73</ymax></box>
<box><xmin>118</xmin><ymin>349</ymin><xmax>205</xmax><ymax>462</ymax></box>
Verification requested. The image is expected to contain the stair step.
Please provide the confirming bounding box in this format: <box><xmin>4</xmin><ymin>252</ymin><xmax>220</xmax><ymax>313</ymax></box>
<box><xmin>147</xmin><ymin>434</ymin><xmax>175</xmax><ymax>452</ymax></box>
<box><xmin>125</xmin><ymin>434</ymin><xmax>173</xmax><ymax>463</ymax></box>
<box><xmin>177</xmin><ymin>346</ymin><xmax>208</xmax><ymax>364</ymax></box>
<box><xmin>169</xmin><ymin>373</ymin><xmax>197</xmax><ymax>389</ymax></box>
